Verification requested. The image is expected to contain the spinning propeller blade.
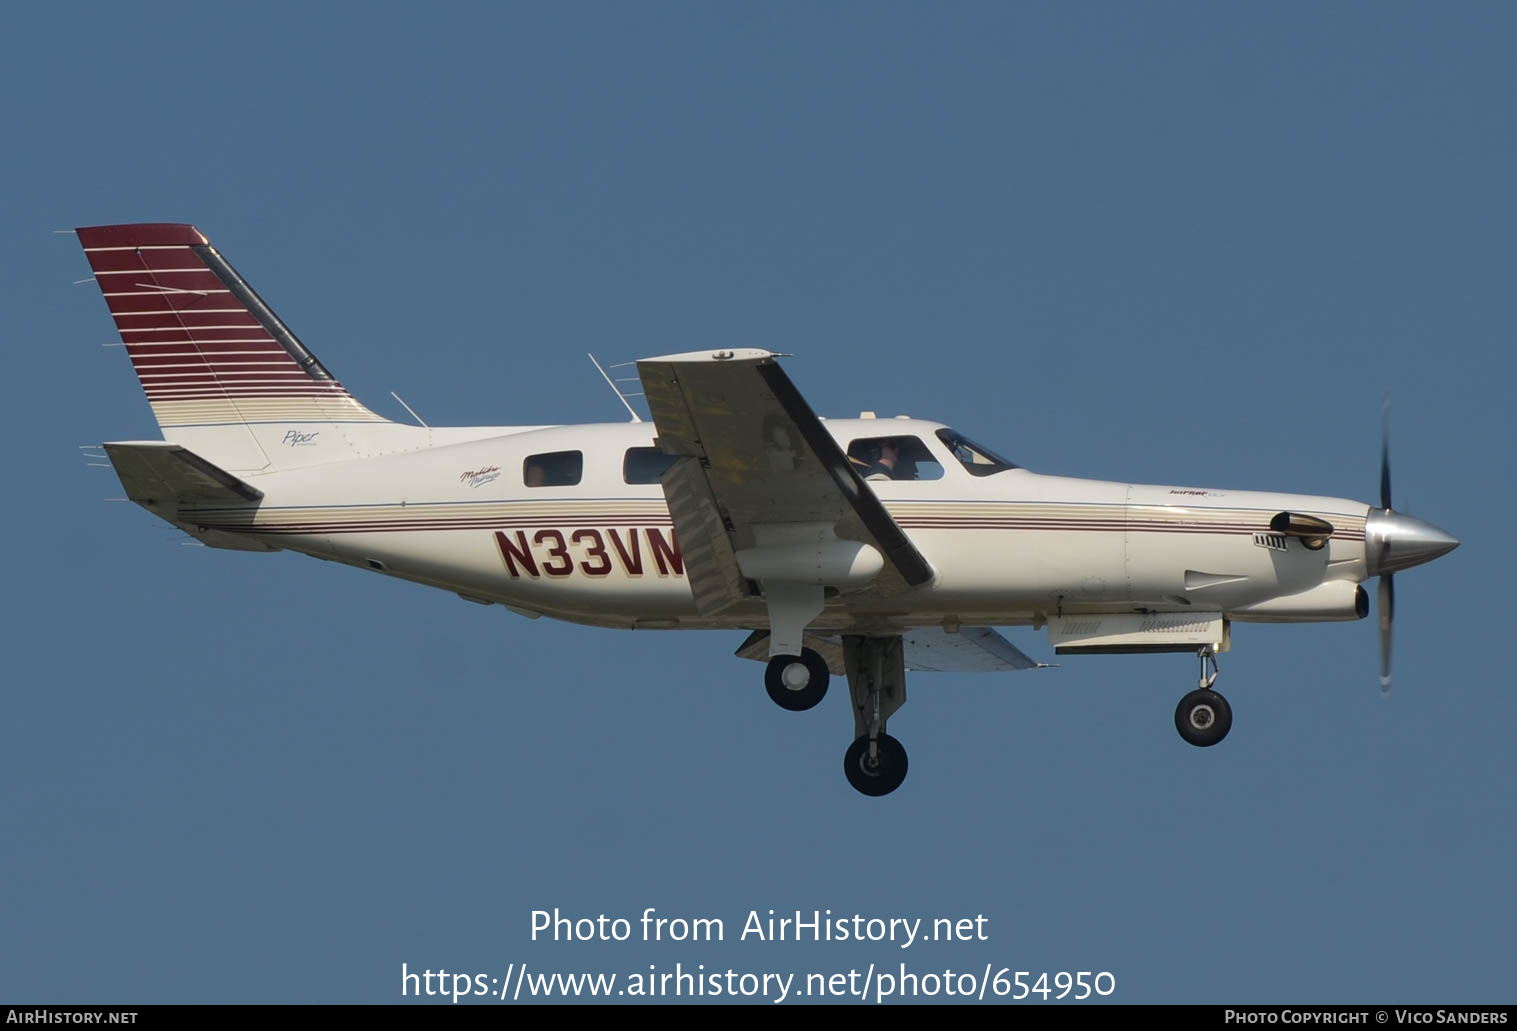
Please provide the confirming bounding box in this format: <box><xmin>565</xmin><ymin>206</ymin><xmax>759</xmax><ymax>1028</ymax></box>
<box><xmin>1365</xmin><ymin>397</ymin><xmax>1456</xmax><ymax>694</ymax></box>
<box><xmin>1379</xmin><ymin>398</ymin><xmax>1393</xmax><ymax>694</ymax></box>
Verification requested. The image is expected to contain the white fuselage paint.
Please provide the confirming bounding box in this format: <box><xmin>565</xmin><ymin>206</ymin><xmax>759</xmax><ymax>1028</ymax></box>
<box><xmin>177</xmin><ymin>419</ymin><xmax>1372</xmax><ymax>632</ymax></box>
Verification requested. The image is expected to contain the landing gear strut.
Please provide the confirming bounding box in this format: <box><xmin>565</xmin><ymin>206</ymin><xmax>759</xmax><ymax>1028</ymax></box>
<box><xmin>760</xmin><ymin>580</ymin><xmax>827</xmax><ymax>713</ymax></box>
<box><xmin>841</xmin><ymin>635</ymin><xmax>909</xmax><ymax>796</ymax></box>
<box><xmin>1175</xmin><ymin>646</ymin><xmax>1232</xmax><ymax>747</ymax></box>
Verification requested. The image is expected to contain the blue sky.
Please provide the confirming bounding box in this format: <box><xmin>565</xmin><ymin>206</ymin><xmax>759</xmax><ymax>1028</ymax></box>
<box><xmin>2</xmin><ymin>2</ymin><xmax>1512</xmax><ymax>1004</ymax></box>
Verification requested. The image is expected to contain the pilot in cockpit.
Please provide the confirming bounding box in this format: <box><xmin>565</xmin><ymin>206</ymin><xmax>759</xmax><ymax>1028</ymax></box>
<box><xmin>865</xmin><ymin>439</ymin><xmax>900</xmax><ymax>481</ymax></box>
<box><xmin>849</xmin><ymin>438</ymin><xmax>909</xmax><ymax>481</ymax></box>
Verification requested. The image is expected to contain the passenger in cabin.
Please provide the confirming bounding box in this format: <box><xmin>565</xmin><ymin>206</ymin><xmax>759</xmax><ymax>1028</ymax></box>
<box><xmin>523</xmin><ymin>450</ymin><xmax>583</xmax><ymax>488</ymax></box>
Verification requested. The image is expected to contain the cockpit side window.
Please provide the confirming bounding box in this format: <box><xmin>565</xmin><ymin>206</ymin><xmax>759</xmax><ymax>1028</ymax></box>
<box><xmin>845</xmin><ymin>435</ymin><xmax>944</xmax><ymax>482</ymax></box>
<box><xmin>523</xmin><ymin>450</ymin><xmax>583</xmax><ymax>487</ymax></box>
<box><xmin>935</xmin><ymin>429</ymin><xmax>1019</xmax><ymax>476</ymax></box>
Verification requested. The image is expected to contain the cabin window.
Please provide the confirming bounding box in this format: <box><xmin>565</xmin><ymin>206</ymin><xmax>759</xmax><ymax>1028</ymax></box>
<box><xmin>935</xmin><ymin>429</ymin><xmax>1018</xmax><ymax>476</ymax></box>
<box><xmin>624</xmin><ymin>447</ymin><xmax>678</xmax><ymax>485</ymax></box>
<box><xmin>845</xmin><ymin>435</ymin><xmax>944</xmax><ymax>481</ymax></box>
<box><xmin>523</xmin><ymin>451</ymin><xmax>583</xmax><ymax>488</ymax></box>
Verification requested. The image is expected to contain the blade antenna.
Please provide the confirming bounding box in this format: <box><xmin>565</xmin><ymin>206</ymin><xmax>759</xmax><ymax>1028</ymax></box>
<box><xmin>589</xmin><ymin>353</ymin><xmax>643</xmax><ymax>423</ymax></box>
<box><xmin>390</xmin><ymin>391</ymin><xmax>428</xmax><ymax>428</ymax></box>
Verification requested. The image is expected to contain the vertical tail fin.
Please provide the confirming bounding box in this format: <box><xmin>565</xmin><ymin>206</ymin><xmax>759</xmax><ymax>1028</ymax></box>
<box><xmin>77</xmin><ymin>223</ymin><xmax>396</xmax><ymax>472</ymax></box>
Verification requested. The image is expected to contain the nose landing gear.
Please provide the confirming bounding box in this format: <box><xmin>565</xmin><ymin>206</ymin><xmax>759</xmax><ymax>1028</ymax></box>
<box><xmin>1175</xmin><ymin>646</ymin><xmax>1232</xmax><ymax>747</ymax></box>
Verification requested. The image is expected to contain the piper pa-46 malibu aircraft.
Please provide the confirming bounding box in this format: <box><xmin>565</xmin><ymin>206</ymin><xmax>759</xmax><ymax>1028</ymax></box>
<box><xmin>79</xmin><ymin>223</ymin><xmax>1460</xmax><ymax>796</ymax></box>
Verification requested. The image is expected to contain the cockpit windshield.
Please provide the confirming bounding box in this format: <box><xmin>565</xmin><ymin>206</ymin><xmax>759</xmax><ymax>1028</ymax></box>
<box><xmin>935</xmin><ymin>429</ymin><xmax>1019</xmax><ymax>476</ymax></box>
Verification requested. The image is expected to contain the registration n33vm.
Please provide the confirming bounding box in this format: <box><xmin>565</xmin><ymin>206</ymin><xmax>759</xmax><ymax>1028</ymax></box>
<box><xmin>78</xmin><ymin>223</ymin><xmax>1459</xmax><ymax>796</ymax></box>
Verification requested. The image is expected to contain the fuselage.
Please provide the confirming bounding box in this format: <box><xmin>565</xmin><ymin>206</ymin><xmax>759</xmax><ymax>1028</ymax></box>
<box><xmin>177</xmin><ymin>418</ymin><xmax>1374</xmax><ymax>633</ymax></box>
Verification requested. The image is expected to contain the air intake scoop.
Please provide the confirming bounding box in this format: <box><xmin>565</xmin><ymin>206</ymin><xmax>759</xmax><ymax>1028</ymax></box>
<box><xmin>1268</xmin><ymin>512</ymin><xmax>1335</xmax><ymax>550</ymax></box>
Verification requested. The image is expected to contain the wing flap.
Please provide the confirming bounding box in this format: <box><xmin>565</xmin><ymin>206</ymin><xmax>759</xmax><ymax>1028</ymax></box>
<box><xmin>735</xmin><ymin>627</ymin><xmax>1049</xmax><ymax>674</ymax></box>
<box><xmin>660</xmin><ymin>455</ymin><xmax>749</xmax><ymax>615</ymax></box>
<box><xmin>900</xmin><ymin>626</ymin><xmax>1050</xmax><ymax>672</ymax></box>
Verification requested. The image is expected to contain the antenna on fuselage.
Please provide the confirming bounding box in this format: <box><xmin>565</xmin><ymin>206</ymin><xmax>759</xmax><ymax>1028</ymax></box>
<box><xmin>588</xmin><ymin>353</ymin><xmax>643</xmax><ymax>423</ymax></box>
<box><xmin>390</xmin><ymin>391</ymin><xmax>429</xmax><ymax>427</ymax></box>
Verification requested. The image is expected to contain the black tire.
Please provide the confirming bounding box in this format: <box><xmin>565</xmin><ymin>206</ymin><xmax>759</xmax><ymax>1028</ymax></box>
<box><xmin>1175</xmin><ymin>688</ymin><xmax>1233</xmax><ymax>747</ymax></box>
<box><xmin>843</xmin><ymin>734</ymin><xmax>909</xmax><ymax>796</ymax></box>
<box><xmin>764</xmin><ymin>648</ymin><xmax>830</xmax><ymax>711</ymax></box>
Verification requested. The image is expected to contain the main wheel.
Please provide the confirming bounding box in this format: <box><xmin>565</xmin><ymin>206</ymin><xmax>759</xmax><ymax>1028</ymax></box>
<box><xmin>843</xmin><ymin>734</ymin><xmax>909</xmax><ymax>796</ymax></box>
<box><xmin>764</xmin><ymin>648</ymin><xmax>830</xmax><ymax>711</ymax></box>
<box><xmin>1175</xmin><ymin>688</ymin><xmax>1233</xmax><ymax>747</ymax></box>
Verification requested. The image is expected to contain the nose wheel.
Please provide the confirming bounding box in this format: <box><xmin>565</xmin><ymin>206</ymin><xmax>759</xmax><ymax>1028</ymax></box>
<box><xmin>1175</xmin><ymin>647</ymin><xmax>1231</xmax><ymax>746</ymax></box>
<box><xmin>1175</xmin><ymin>688</ymin><xmax>1232</xmax><ymax>746</ymax></box>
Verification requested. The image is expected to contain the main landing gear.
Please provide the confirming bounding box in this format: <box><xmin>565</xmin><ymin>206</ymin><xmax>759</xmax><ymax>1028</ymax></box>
<box><xmin>844</xmin><ymin>733</ymin><xmax>908</xmax><ymax>798</ymax></box>
<box><xmin>758</xmin><ymin>581</ymin><xmax>909</xmax><ymax>796</ymax></box>
<box><xmin>1175</xmin><ymin>646</ymin><xmax>1232</xmax><ymax>747</ymax></box>
<box><xmin>762</xmin><ymin>632</ymin><xmax>910</xmax><ymax>797</ymax></box>
<box><xmin>764</xmin><ymin>650</ymin><xmax>830</xmax><ymax>711</ymax></box>
<box><xmin>840</xmin><ymin>635</ymin><xmax>909</xmax><ymax>796</ymax></box>
<box><xmin>764</xmin><ymin>636</ymin><xmax>1233</xmax><ymax>786</ymax></box>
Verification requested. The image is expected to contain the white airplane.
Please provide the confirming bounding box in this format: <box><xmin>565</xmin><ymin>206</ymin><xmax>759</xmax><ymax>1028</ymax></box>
<box><xmin>78</xmin><ymin>223</ymin><xmax>1460</xmax><ymax>796</ymax></box>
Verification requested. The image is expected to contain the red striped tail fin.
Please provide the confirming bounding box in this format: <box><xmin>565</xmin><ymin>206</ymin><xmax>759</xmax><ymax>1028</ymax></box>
<box><xmin>78</xmin><ymin>223</ymin><xmax>392</xmax><ymax>472</ymax></box>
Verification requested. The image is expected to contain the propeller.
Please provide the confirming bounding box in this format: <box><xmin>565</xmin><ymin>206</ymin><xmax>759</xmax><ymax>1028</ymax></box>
<box><xmin>1377</xmin><ymin>398</ymin><xmax>1394</xmax><ymax>695</ymax></box>
<box><xmin>1360</xmin><ymin>398</ymin><xmax>1457</xmax><ymax>696</ymax></box>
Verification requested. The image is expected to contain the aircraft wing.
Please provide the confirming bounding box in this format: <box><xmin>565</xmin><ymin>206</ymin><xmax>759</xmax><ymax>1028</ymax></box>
<box><xmin>735</xmin><ymin>626</ymin><xmax>1051</xmax><ymax>674</ymax></box>
<box><xmin>637</xmin><ymin>350</ymin><xmax>934</xmax><ymax>614</ymax></box>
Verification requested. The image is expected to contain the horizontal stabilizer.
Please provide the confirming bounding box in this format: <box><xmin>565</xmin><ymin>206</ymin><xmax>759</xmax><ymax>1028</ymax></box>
<box><xmin>102</xmin><ymin>442</ymin><xmax>273</xmax><ymax>551</ymax></box>
<box><xmin>103</xmin><ymin>441</ymin><xmax>263</xmax><ymax>504</ymax></box>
